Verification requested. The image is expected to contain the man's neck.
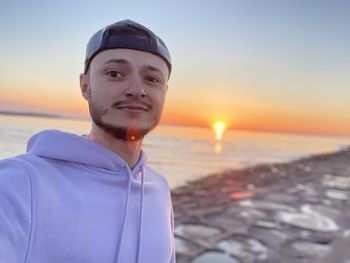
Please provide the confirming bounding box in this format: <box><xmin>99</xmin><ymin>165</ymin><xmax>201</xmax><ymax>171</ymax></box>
<box><xmin>88</xmin><ymin>127</ymin><xmax>142</xmax><ymax>169</ymax></box>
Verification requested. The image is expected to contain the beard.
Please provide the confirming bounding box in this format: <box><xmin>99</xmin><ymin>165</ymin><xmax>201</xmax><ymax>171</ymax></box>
<box><xmin>88</xmin><ymin>101</ymin><xmax>159</xmax><ymax>141</ymax></box>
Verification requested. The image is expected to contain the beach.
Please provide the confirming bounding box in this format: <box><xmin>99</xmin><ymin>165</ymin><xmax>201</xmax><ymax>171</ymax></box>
<box><xmin>172</xmin><ymin>147</ymin><xmax>350</xmax><ymax>263</ymax></box>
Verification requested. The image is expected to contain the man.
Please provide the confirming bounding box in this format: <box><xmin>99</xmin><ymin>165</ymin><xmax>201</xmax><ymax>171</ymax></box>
<box><xmin>0</xmin><ymin>20</ymin><xmax>174</xmax><ymax>263</ymax></box>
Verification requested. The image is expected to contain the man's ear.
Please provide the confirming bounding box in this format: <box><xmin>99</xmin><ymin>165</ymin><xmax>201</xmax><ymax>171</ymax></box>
<box><xmin>79</xmin><ymin>73</ymin><xmax>91</xmax><ymax>101</ymax></box>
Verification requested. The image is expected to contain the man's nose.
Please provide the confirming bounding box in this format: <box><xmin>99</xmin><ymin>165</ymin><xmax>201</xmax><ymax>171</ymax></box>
<box><xmin>124</xmin><ymin>76</ymin><xmax>146</xmax><ymax>98</ymax></box>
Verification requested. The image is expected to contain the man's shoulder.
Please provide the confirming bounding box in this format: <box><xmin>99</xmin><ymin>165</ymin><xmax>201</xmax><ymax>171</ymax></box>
<box><xmin>0</xmin><ymin>153</ymin><xmax>41</xmax><ymax>170</ymax></box>
<box><xmin>0</xmin><ymin>153</ymin><xmax>48</xmax><ymax>180</ymax></box>
<box><xmin>0</xmin><ymin>155</ymin><xmax>33</xmax><ymax>195</ymax></box>
<box><xmin>144</xmin><ymin>165</ymin><xmax>170</xmax><ymax>188</ymax></box>
<box><xmin>1</xmin><ymin>154</ymin><xmax>28</xmax><ymax>170</ymax></box>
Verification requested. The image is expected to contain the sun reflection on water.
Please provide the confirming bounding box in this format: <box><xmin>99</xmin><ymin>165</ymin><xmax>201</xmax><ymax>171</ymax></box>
<box><xmin>214</xmin><ymin>141</ymin><xmax>222</xmax><ymax>154</ymax></box>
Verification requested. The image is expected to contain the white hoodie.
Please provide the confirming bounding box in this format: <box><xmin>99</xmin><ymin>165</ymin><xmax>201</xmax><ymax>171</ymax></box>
<box><xmin>0</xmin><ymin>130</ymin><xmax>175</xmax><ymax>263</ymax></box>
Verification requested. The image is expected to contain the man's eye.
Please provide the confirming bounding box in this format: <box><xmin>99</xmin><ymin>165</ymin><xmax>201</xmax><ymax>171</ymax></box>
<box><xmin>107</xmin><ymin>71</ymin><xmax>123</xmax><ymax>78</ymax></box>
<box><xmin>145</xmin><ymin>76</ymin><xmax>161</xmax><ymax>83</ymax></box>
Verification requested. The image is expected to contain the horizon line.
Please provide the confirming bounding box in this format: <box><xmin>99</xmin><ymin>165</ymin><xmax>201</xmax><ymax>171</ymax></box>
<box><xmin>1</xmin><ymin>110</ymin><xmax>349</xmax><ymax>139</ymax></box>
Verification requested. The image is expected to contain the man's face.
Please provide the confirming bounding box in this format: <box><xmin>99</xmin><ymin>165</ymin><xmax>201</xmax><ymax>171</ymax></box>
<box><xmin>80</xmin><ymin>49</ymin><xmax>169</xmax><ymax>140</ymax></box>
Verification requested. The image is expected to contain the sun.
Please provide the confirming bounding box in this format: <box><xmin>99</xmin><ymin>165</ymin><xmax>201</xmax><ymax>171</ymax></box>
<box><xmin>213</xmin><ymin>121</ymin><xmax>226</xmax><ymax>141</ymax></box>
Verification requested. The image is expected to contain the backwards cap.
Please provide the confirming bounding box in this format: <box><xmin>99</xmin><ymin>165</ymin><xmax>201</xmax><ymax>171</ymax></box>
<box><xmin>84</xmin><ymin>19</ymin><xmax>172</xmax><ymax>75</ymax></box>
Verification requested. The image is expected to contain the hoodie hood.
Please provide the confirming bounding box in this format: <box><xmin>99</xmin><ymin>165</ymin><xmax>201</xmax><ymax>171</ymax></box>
<box><xmin>26</xmin><ymin>129</ymin><xmax>147</xmax><ymax>173</ymax></box>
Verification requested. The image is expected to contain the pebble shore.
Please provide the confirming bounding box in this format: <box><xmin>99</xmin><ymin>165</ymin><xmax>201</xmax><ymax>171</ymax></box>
<box><xmin>171</xmin><ymin>147</ymin><xmax>350</xmax><ymax>263</ymax></box>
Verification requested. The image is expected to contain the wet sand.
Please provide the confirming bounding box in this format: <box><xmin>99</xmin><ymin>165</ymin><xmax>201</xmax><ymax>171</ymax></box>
<box><xmin>172</xmin><ymin>147</ymin><xmax>350</xmax><ymax>263</ymax></box>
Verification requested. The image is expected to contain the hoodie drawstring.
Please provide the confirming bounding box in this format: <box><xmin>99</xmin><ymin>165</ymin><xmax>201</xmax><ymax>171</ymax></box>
<box><xmin>136</xmin><ymin>167</ymin><xmax>145</xmax><ymax>263</ymax></box>
<box><xmin>114</xmin><ymin>166</ymin><xmax>145</xmax><ymax>263</ymax></box>
<box><xmin>114</xmin><ymin>169</ymin><xmax>132</xmax><ymax>263</ymax></box>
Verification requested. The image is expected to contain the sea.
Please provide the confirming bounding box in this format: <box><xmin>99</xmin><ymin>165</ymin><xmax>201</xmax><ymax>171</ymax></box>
<box><xmin>1</xmin><ymin>114</ymin><xmax>349</xmax><ymax>189</ymax></box>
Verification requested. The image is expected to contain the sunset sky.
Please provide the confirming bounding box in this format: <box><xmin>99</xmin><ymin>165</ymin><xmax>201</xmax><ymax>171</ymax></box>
<box><xmin>0</xmin><ymin>0</ymin><xmax>349</xmax><ymax>137</ymax></box>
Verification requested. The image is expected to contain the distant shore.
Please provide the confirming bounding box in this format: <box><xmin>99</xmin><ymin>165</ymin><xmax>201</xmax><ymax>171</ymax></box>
<box><xmin>0</xmin><ymin>110</ymin><xmax>63</xmax><ymax>118</ymax></box>
<box><xmin>0</xmin><ymin>111</ymin><xmax>88</xmax><ymax>121</ymax></box>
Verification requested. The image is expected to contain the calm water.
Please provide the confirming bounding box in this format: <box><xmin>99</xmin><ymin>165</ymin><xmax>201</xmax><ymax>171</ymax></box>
<box><xmin>1</xmin><ymin>115</ymin><xmax>349</xmax><ymax>188</ymax></box>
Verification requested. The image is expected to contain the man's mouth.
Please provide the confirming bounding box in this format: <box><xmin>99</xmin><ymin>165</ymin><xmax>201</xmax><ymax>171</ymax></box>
<box><xmin>113</xmin><ymin>101</ymin><xmax>152</xmax><ymax>112</ymax></box>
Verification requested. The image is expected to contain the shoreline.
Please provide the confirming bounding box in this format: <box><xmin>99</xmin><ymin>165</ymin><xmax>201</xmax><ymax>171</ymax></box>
<box><xmin>172</xmin><ymin>146</ymin><xmax>350</xmax><ymax>262</ymax></box>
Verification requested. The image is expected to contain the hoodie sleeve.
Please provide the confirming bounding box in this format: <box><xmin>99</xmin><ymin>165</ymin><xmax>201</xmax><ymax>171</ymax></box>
<box><xmin>0</xmin><ymin>160</ymin><xmax>32</xmax><ymax>263</ymax></box>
